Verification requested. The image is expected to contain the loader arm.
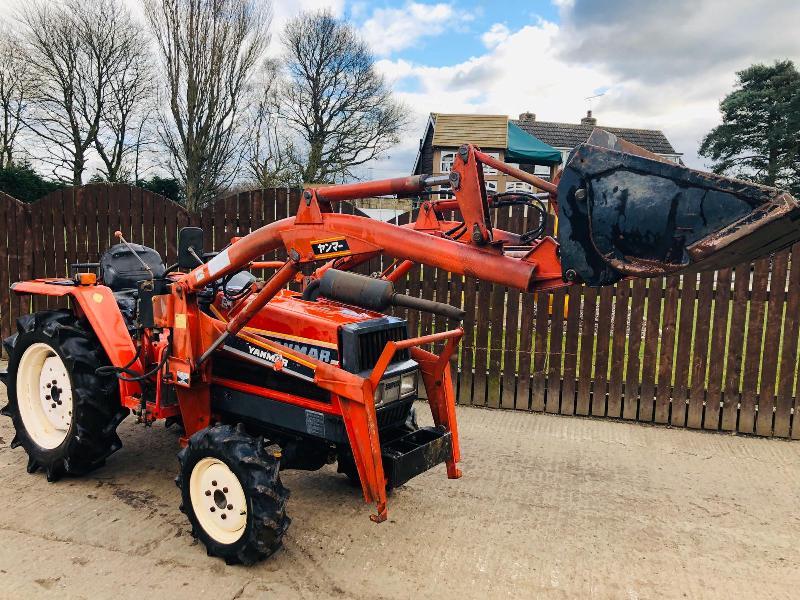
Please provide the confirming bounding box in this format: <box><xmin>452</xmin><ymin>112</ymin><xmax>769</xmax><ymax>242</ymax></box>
<box><xmin>180</xmin><ymin>145</ymin><xmax>565</xmax><ymax>296</ymax></box>
<box><xmin>180</xmin><ymin>133</ymin><xmax>800</xmax><ymax>299</ymax></box>
<box><xmin>159</xmin><ymin>132</ymin><xmax>800</xmax><ymax>524</ymax></box>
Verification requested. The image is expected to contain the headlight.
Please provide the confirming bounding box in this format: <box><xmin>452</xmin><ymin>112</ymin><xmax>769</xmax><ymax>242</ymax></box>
<box><xmin>383</xmin><ymin>377</ymin><xmax>401</xmax><ymax>403</ymax></box>
<box><xmin>374</xmin><ymin>376</ymin><xmax>401</xmax><ymax>404</ymax></box>
<box><xmin>400</xmin><ymin>371</ymin><xmax>418</xmax><ymax>397</ymax></box>
<box><xmin>373</xmin><ymin>371</ymin><xmax>417</xmax><ymax>404</ymax></box>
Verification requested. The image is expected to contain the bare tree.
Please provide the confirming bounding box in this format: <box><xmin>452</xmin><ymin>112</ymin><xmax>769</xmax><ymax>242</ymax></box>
<box><xmin>143</xmin><ymin>0</ymin><xmax>270</xmax><ymax>210</ymax></box>
<box><xmin>245</xmin><ymin>61</ymin><xmax>297</xmax><ymax>188</ymax></box>
<box><xmin>94</xmin><ymin>22</ymin><xmax>153</xmax><ymax>182</ymax></box>
<box><xmin>280</xmin><ymin>11</ymin><xmax>408</xmax><ymax>184</ymax></box>
<box><xmin>21</xmin><ymin>0</ymin><xmax>149</xmax><ymax>185</ymax></box>
<box><xmin>0</xmin><ymin>30</ymin><xmax>36</xmax><ymax>169</ymax></box>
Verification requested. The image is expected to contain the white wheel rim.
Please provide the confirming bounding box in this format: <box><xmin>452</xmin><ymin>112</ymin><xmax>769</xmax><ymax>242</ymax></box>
<box><xmin>190</xmin><ymin>458</ymin><xmax>248</xmax><ymax>544</ymax></box>
<box><xmin>16</xmin><ymin>343</ymin><xmax>74</xmax><ymax>450</ymax></box>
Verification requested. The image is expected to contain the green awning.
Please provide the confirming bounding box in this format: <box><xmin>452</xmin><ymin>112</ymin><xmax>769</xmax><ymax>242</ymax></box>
<box><xmin>505</xmin><ymin>122</ymin><xmax>562</xmax><ymax>165</ymax></box>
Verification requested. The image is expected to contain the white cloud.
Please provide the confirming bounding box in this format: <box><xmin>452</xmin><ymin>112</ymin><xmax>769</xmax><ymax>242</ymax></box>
<box><xmin>367</xmin><ymin>0</ymin><xmax>800</xmax><ymax>178</ymax></box>
<box><xmin>374</xmin><ymin>58</ymin><xmax>418</xmax><ymax>85</ymax></box>
<box><xmin>271</xmin><ymin>0</ymin><xmax>346</xmax><ymax>22</ymax></box>
<box><xmin>0</xmin><ymin>0</ymin><xmax>346</xmax><ymax>58</ymax></box>
<box><xmin>368</xmin><ymin>20</ymin><xmax>613</xmax><ymax>178</ymax></box>
<box><xmin>360</xmin><ymin>2</ymin><xmax>469</xmax><ymax>56</ymax></box>
<box><xmin>268</xmin><ymin>0</ymin><xmax>346</xmax><ymax>55</ymax></box>
<box><xmin>481</xmin><ymin>23</ymin><xmax>510</xmax><ymax>49</ymax></box>
<box><xmin>551</xmin><ymin>0</ymin><xmax>800</xmax><ymax>166</ymax></box>
<box><xmin>349</xmin><ymin>2</ymin><xmax>369</xmax><ymax>20</ymax></box>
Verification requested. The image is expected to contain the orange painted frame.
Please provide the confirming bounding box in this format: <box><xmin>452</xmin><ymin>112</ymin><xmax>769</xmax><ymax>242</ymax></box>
<box><xmin>11</xmin><ymin>279</ymin><xmax>143</xmax><ymax>401</ymax></box>
<box><xmin>9</xmin><ymin>144</ymin><xmax>564</xmax><ymax>525</ymax></box>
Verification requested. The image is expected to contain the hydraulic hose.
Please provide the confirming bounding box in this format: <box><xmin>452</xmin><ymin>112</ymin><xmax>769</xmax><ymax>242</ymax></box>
<box><xmin>96</xmin><ymin>338</ymin><xmax>171</xmax><ymax>383</ymax></box>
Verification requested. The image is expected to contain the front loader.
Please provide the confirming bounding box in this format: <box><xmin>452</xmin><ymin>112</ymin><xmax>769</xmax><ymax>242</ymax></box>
<box><xmin>1</xmin><ymin>130</ymin><xmax>798</xmax><ymax>565</ymax></box>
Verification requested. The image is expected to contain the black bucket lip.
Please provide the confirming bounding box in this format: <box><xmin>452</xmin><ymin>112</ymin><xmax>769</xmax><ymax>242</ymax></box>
<box><xmin>557</xmin><ymin>136</ymin><xmax>800</xmax><ymax>286</ymax></box>
<box><xmin>570</xmin><ymin>140</ymin><xmax>792</xmax><ymax>207</ymax></box>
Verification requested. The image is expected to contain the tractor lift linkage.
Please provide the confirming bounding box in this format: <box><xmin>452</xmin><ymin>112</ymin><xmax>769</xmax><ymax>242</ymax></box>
<box><xmin>1</xmin><ymin>130</ymin><xmax>798</xmax><ymax>564</ymax></box>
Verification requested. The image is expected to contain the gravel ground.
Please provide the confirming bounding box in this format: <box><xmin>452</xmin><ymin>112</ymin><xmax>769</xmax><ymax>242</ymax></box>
<box><xmin>1</xmin><ymin>363</ymin><xmax>799</xmax><ymax>599</ymax></box>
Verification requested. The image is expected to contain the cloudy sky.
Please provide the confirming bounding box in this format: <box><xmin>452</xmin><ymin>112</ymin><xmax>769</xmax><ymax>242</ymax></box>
<box><xmin>321</xmin><ymin>0</ymin><xmax>800</xmax><ymax>178</ymax></box>
<box><xmin>3</xmin><ymin>0</ymin><xmax>799</xmax><ymax>180</ymax></box>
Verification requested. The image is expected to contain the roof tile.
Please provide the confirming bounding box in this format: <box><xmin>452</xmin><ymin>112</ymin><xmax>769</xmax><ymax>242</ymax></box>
<box><xmin>432</xmin><ymin>114</ymin><xmax>508</xmax><ymax>148</ymax></box>
<box><xmin>512</xmin><ymin>120</ymin><xmax>678</xmax><ymax>154</ymax></box>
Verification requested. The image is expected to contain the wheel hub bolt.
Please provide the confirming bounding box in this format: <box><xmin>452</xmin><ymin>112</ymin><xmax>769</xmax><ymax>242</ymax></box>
<box><xmin>220</xmin><ymin>514</ymin><xmax>226</xmax><ymax>520</ymax></box>
<box><xmin>210</xmin><ymin>507</ymin><xmax>215</xmax><ymax>512</ymax></box>
<box><xmin>205</xmin><ymin>490</ymin><xmax>211</xmax><ymax>496</ymax></box>
<box><xmin>211</xmin><ymin>480</ymin><xmax>217</xmax><ymax>487</ymax></box>
<box><xmin>227</xmin><ymin>504</ymin><xmax>233</xmax><ymax>510</ymax></box>
<box><xmin>222</xmin><ymin>487</ymin><xmax>228</xmax><ymax>493</ymax></box>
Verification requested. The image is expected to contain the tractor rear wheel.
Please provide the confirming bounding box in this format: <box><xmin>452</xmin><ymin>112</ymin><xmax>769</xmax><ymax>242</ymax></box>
<box><xmin>1</xmin><ymin>310</ymin><xmax>127</xmax><ymax>482</ymax></box>
<box><xmin>176</xmin><ymin>424</ymin><xmax>290</xmax><ymax>565</ymax></box>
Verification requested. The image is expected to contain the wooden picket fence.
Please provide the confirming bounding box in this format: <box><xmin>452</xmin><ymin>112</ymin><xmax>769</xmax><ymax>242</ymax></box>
<box><xmin>1</xmin><ymin>184</ymin><xmax>799</xmax><ymax>439</ymax></box>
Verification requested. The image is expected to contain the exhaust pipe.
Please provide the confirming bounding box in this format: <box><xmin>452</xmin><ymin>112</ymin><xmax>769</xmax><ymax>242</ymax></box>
<box><xmin>317</xmin><ymin>269</ymin><xmax>465</xmax><ymax>322</ymax></box>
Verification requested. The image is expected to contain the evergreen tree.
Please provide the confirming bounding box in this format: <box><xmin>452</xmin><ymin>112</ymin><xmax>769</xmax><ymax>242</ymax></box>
<box><xmin>700</xmin><ymin>61</ymin><xmax>800</xmax><ymax>195</ymax></box>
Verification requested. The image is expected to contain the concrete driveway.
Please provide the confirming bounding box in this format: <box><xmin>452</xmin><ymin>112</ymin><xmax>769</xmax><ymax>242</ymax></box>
<box><xmin>1</xmin><ymin>369</ymin><xmax>798</xmax><ymax>599</ymax></box>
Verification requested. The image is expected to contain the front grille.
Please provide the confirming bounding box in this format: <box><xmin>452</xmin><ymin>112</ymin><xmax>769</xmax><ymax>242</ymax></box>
<box><xmin>376</xmin><ymin>399</ymin><xmax>413</xmax><ymax>429</ymax></box>
<box><xmin>357</xmin><ymin>326</ymin><xmax>409</xmax><ymax>370</ymax></box>
<box><xmin>340</xmin><ymin>317</ymin><xmax>410</xmax><ymax>373</ymax></box>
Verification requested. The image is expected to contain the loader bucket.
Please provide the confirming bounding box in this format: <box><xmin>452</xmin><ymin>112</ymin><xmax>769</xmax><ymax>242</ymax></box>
<box><xmin>556</xmin><ymin>129</ymin><xmax>800</xmax><ymax>286</ymax></box>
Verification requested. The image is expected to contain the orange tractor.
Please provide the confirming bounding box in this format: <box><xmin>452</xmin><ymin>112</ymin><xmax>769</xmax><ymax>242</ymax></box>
<box><xmin>2</xmin><ymin>132</ymin><xmax>798</xmax><ymax>564</ymax></box>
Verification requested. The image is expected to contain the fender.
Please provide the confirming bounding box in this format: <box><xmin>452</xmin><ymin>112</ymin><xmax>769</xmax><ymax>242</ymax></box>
<box><xmin>11</xmin><ymin>279</ymin><xmax>142</xmax><ymax>399</ymax></box>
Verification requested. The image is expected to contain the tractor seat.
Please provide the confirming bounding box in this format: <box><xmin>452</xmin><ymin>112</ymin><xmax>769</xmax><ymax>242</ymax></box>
<box><xmin>100</xmin><ymin>243</ymin><xmax>166</xmax><ymax>292</ymax></box>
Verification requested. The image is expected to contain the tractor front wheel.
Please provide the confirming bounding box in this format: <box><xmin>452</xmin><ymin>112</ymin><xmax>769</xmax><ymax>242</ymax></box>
<box><xmin>1</xmin><ymin>310</ymin><xmax>127</xmax><ymax>482</ymax></box>
<box><xmin>176</xmin><ymin>424</ymin><xmax>290</xmax><ymax>565</ymax></box>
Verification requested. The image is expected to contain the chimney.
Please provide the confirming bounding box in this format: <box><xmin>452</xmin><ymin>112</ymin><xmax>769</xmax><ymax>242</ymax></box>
<box><xmin>581</xmin><ymin>110</ymin><xmax>597</xmax><ymax>125</ymax></box>
<box><xmin>518</xmin><ymin>111</ymin><xmax>536</xmax><ymax>123</ymax></box>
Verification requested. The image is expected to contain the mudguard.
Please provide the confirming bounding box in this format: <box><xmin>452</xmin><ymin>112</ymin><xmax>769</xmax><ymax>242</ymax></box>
<box><xmin>9</xmin><ymin>280</ymin><xmax>141</xmax><ymax>398</ymax></box>
<box><xmin>557</xmin><ymin>130</ymin><xmax>800</xmax><ymax>286</ymax></box>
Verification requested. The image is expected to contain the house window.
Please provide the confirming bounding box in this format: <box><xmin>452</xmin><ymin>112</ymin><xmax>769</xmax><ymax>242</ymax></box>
<box><xmin>506</xmin><ymin>181</ymin><xmax>533</xmax><ymax>193</ymax></box>
<box><xmin>440</xmin><ymin>151</ymin><xmax>456</xmax><ymax>173</ymax></box>
<box><xmin>485</xmin><ymin>180</ymin><xmax>497</xmax><ymax>193</ymax></box>
<box><xmin>481</xmin><ymin>152</ymin><xmax>500</xmax><ymax>175</ymax></box>
<box><xmin>441</xmin><ymin>150</ymin><xmax>502</xmax><ymax>174</ymax></box>
<box><xmin>533</xmin><ymin>164</ymin><xmax>551</xmax><ymax>176</ymax></box>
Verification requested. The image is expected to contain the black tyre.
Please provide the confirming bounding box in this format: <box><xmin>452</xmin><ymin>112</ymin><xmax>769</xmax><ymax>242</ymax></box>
<box><xmin>1</xmin><ymin>310</ymin><xmax>128</xmax><ymax>482</ymax></box>
<box><xmin>176</xmin><ymin>424</ymin><xmax>290</xmax><ymax>565</ymax></box>
<box><xmin>337</xmin><ymin>452</ymin><xmax>366</xmax><ymax>487</ymax></box>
